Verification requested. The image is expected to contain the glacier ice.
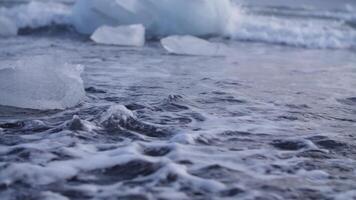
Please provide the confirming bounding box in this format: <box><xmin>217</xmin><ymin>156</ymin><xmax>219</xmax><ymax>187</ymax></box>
<box><xmin>161</xmin><ymin>35</ymin><xmax>228</xmax><ymax>56</ymax></box>
<box><xmin>0</xmin><ymin>17</ymin><xmax>17</xmax><ymax>37</ymax></box>
<box><xmin>91</xmin><ymin>24</ymin><xmax>145</xmax><ymax>47</ymax></box>
<box><xmin>71</xmin><ymin>0</ymin><xmax>233</xmax><ymax>37</ymax></box>
<box><xmin>0</xmin><ymin>56</ymin><xmax>85</xmax><ymax>110</ymax></box>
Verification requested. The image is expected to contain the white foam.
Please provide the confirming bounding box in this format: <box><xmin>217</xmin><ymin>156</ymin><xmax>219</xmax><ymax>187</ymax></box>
<box><xmin>0</xmin><ymin>56</ymin><xmax>85</xmax><ymax>110</ymax></box>
<box><xmin>161</xmin><ymin>35</ymin><xmax>228</xmax><ymax>56</ymax></box>
<box><xmin>228</xmin><ymin>10</ymin><xmax>356</xmax><ymax>49</ymax></box>
<box><xmin>150</xmin><ymin>162</ymin><xmax>226</xmax><ymax>192</ymax></box>
<box><xmin>0</xmin><ymin>16</ymin><xmax>17</xmax><ymax>36</ymax></box>
<box><xmin>100</xmin><ymin>105</ymin><xmax>135</xmax><ymax>125</ymax></box>
<box><xmin>40</xmin><ymin>191</ymin><xmax>70</xmax><ymax>200</ymax></box>
<box><xmin>0</xmin><ymin>1</ymin><xmax>71</xmax><ymax>29</ymax></box>
<box><xmin>91</xmin><ymin>24</ymin><xmax>145</xmax><ymax>47</ymax></box>
<box><xmin>170</xmin><ymin>133</ymin><xmax>196</xmax><ymax>144</ymax></box>
<box><xmin>1</xmin><ymin>0</ymin><xmax>355</xmax><ymax>49</ymax></box>
<box><xmin>71</xmin><ymin>0</ymin><xmax>233</xmax><ymax>37</ymax></box>
<box><xmin>0</xmin><ymin>142</ymin><xmax>145</xmax><ymax>186</ymax></box>
<box><xmin>334</xmin><ymin>190</ymin><xmax>356</xmax><ymax>200</ymax></box>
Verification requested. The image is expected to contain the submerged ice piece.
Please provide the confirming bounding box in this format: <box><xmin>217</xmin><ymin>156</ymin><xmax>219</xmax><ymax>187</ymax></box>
<box><xmin>0</xmin><ymin>17</ymin><xmax>17</xmax><ymax>36</ymax></box>
<box><xmin>161</xmin><ymin>35</ymin><xmax>228</xmax><ymax>56</ymax></box>
<box><xmin>90</xmin><ymin>24</ymin><xmax>145</xmax><ymax>46</ymax></box>
<box><xmin>0</xmin><ymin>56</ymin><xmax>85</xmax><ymax>110</ymax></box>
<box><xmin>71</xmin><ymin>0</ymin><xmax>232</xmax><ymax>37</ymax></box>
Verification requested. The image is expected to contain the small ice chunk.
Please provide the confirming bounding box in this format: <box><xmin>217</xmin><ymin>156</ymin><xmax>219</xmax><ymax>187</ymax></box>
<box><xmin>161</xmin><ymin>35</ymin><xmax>227</xmax><ymax>56</ymax></box>
<box><xmin>0</xmin><ymin>17</ymin><xmax>18</xmax><ymax>37</ymax></box>
<box><xmin>0</xmin><ymin>56</ymin><xmax>85</xmax><ymax>110</ymax></box>
<box><xmin>90</xmin><ymin>24</ymin><xmax>145</xmax><ymax>47</ymax></box>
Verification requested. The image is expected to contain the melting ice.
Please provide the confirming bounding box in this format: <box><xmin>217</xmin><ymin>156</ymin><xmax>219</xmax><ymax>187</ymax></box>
<box><xmin>91</xmin><ymin>24</ymin><xmax>145</xmax><ymax>47</ymax></box>
<box><xmin>0</xmin><ymin>56</ymin><xmax>85</xmax><ymax>110</ymax></box>
<box><xmin>161</xmin><ymin>35</ymin><xmax>228</xmax><ymax>56</ymax></box>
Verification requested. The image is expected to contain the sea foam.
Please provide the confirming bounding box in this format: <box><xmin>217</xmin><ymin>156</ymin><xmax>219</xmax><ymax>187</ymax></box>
<box><xmin>0</xmin><ymin>1</ymin><xmax>70</xmax><ymax>30</ymax></box>
<box><xmin>2</xmin><ymin>0</ymin><xmax>355</xmax><ymax>49</ymax></box>
<box><xmin>228</xmin><ymin>13</ymin><xmax>356</xmax><ymax>49</ymax></box>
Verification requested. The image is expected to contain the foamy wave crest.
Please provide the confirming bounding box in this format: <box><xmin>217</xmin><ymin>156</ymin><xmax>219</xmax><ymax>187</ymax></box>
<box><xmin>227</xmin><ymin>8</ymin><xmax>356</xmax><ymax>49</ymax></box>
<box><xmin>244</xmin><ymin>5</ymin><xmax>356</xmax><ymax>22</ymax></box>
<box><xmin>0</xmin><ymin>1</ymin><xmax>71</xmax><ymax>32</ymax></box>
<box><xmin>1</xmin><ymin>0</ymin><xmax>355</xmax><ymax>49</ymax></box>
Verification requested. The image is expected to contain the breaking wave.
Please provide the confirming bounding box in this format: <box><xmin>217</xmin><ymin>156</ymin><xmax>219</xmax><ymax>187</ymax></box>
<box><xmin>0</xmin><ymin>0</ymin><xmax>356</xmax><ymax>48</ymax></box>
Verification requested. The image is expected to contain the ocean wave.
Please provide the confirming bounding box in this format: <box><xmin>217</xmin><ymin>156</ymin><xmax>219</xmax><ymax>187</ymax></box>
<box><xmin>228</xmin><ymin>12</ymin><xmax>356</xmax><ymax>49</ymax></box>
<box><xmin>244</xmin><ymin>5</ymin><xmax>356</xmax><ymax>22</ymax></box>
<box><xmin>1</xmin><ymin>0</ymin><xmax>356</xmax><ymax>49</ymax></box>
<box><xmin>0</xmin><ymin>1</ymin><xmax>71</xmax><ymax>29</ymax></box>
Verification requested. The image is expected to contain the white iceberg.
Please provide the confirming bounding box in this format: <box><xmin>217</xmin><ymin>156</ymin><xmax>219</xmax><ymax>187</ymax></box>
<box><xmin>0</xmin><ymin>16</ymin><xmax>18</xmax><ymax>37</ymax></box>
<box><xmin>0</xmin><ymin>56</ymin><xmax>85</xmax><ymax>110</ymax></box>
<box><xmin>71</xmin><ymin>0</ymin><xmax>233</xmax><ymax>37</ymax></box>
<box><xmin>90</xmin><ymin>24</ymin><xmax>145</xmax><ymax>47</ymax></box>
<box><xmin>161</xmin><ymin>35</ymin><xmax>228</xmax><ymax>56</ymax></box>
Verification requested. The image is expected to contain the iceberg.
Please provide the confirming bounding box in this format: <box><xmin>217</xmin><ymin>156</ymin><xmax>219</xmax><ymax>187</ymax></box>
<box><xmin>71</xmin><ymin>0</ymin><xmax>233</xmax><ymax>37</ymax></box>
<box><xmin>0</xmin><ymin>16</ymin><xmax>17</xmax><ymax>36</ymax></box>
<box><xmin>91</xmin><ymin>24</ymin><xmax>145</xmax><ymax>47</ymax></box>
<box><xmin>0</xmin><ymin>56</ymin><xmax>85</xmax><ymax>110</ymax></box>
<box><xmin>161</xmin><ymin>35</ymin><xmax>228</xmax><ymax>56</ymax></box>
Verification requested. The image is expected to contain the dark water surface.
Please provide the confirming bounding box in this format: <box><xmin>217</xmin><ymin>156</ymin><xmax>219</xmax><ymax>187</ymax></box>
<box><xmin>0</xmin><ymin>1</ymin><xmax>356</xmax><ymax>200</ymax></box>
